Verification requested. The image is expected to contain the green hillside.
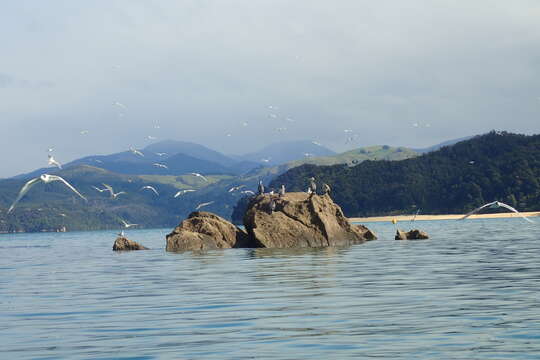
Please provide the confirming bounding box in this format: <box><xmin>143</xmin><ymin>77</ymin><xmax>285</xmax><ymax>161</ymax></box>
<box><xmin>286</xmin><ymin>145</ymin><xmax>418</xmax><ymax>168</ymax></box>
<box><xmin>267</xmin><ymin>132</ymin><xmax>540</xmax><ymax>217</ymax></box>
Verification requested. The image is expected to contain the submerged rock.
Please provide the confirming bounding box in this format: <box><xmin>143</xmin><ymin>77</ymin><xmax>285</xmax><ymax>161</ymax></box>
<box><xmin>113</xmin><ymin>236</ymin><xmax>149</xmax><ymax>251</ymax></box>
<box><xmin>166</xmin><ymin>211</ymin><xmax>250</xmax><ymax>252</ymax></box>
<box><xmin>395</xmin><ymin>229</ymin><xmax>429</xmax><ymax>240</ymax></box>
<box><xmin>243</xmin><ymin>193</ymin><xmax>377</xmax><ymax>248</ymax></box>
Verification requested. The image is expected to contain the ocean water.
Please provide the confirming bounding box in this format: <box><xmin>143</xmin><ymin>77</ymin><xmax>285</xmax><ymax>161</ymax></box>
<box><xmin>1</xmin><ymin>218</ymin><xmax>539</xmax><ymax>359</ymax></box>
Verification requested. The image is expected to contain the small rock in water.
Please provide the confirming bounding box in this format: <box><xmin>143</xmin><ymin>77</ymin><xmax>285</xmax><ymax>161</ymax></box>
<box><xmin>395</xmin><ymin>229</ymin><xmax>429</xmax><ymax>240</ymax></box>
<box><xmin>113</xmin><ymin>236</ymin><xmax>149</xmax><ymax>251</ymax></box>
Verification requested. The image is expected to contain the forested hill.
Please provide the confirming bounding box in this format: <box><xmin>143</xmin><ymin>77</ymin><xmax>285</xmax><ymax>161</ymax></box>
<box><xmin>269</xmin><ymin>132</ymin><xmax>540</xmax><ymax>217</ymax></box>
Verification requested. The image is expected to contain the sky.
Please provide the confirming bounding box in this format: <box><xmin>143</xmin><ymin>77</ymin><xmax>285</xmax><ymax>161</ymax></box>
<box><xmin>1</xmin><ymin>0</ymin><xmax>539</xmax><ymax>177</ymax></box>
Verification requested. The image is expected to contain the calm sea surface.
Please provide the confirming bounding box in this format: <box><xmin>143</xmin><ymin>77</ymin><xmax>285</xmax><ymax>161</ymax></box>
<box><xmin>1</xmin><ymin>218</ymin><xmax>539</xmax><ymax>359</ymax></box>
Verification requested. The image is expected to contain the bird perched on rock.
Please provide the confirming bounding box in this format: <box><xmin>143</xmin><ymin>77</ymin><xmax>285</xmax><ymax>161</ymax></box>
<box><xmin>269</xmin><ymin>199</ymin><xmax>276</xmax><ymax>213</ymax></box>
<box><xmin>323</xmin><ymin>183</ymin><xmax>331</xmax><ymax>195</ymax></box>
<box><xmin>308</xmin><ymin>177</ymin><xmax>317</xmax><ymax>195</ymax></box>
<box><xmin>258</xmin><ymin>180</ymin><xmax>265</xmax><ymax>195</ymax></box>
<box><xmin>279</xmin><ymin>185</ymin><xmax>286</xmax><ymax>197</ymax></box>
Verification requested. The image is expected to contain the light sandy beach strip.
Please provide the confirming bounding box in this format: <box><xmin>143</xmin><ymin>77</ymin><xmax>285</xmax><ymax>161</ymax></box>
<box><xmin>350</xmin><ymin>211</ymin><xmax>540</xmax><ymax>223</ymax></box>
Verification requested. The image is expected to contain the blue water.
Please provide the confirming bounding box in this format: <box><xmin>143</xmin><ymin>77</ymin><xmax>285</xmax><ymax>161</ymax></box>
<box><xmin>1</xmin><ymin>218</ymin><xmax>539</xmax><ymax>359</ymax></box>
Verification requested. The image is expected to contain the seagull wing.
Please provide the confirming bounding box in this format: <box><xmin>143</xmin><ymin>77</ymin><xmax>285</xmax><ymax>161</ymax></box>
<box><xmin>102</xmin><ymin>183</ymin><xmax>114</xmax><ymax>195</ymax></box>
<box><xmin>150</xmin><ymin>187</ymin><xmax>159</xmax><ymax>196</ymax></box>
<box><xmin>497</xmin><ymin>202</ymin><xmax>535</xmax><ymax>223</ymax></box>
<box><xmin>8</xmin><ymin>177</ymin><xmax>41</xmax><ymax>213</ymax></box>
<box><xmin>460</xmin><ymin>201</ymin><xmax>497</xmax><ymax>220</ymax></box>
<box><xmin>49</xmin><ymin>175</ymin><xmax>87</xmax><ymax>201</ymax></box>
<box><xmin>120</xmin><ymin>219</ymin><xmax>128</xmax><ymax>227</ymax></box>
<box><xmin>92</xmin><ymin>185</ymin><xmax>105</xmax><ymax>192</ymax></box>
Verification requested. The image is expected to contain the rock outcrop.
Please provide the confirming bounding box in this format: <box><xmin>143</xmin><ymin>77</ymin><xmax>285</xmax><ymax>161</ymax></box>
<box><xmin>166</xmin><ymin>211</ymin><xmax>250</xmax><ymax>252</ymax></box>
<box><xmin>395</xmin><ymin>229</ymin><xmax>429</xmax><ymax>240</ymax></box>
<box><xmin>113</xmin><ymin>236</ymin><xmax>149</xmax><ymax>251</ymax></box>
<box><xmin>243</xmin><ymin>193</ymin><xmax>377</xmax><ymax>248</ymax></box>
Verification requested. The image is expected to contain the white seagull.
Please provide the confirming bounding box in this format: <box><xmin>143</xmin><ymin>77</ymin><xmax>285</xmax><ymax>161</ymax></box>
<box><xmin>174</xmin><ymin>189</ymin><xmax>196</xmax><ymax>198</ymax></box>
<box><xmin>153</xmin><ymin>163</ymin><xmax>168</xmax><ymax>169</ymax></box>
<box><xmin>140</xmin><ymin>186</ymin><xmax>159</xmax><ymax>196</ymax></box>
<box><xmin>146</xmin><ymin>136</ymin><xmax>157</xmax><ymax>140</ymax></box>
<box><xmin>460</xmin><ymin>201</ymin><xmax>535</xmax><ymax>223</ymax></box>
<box><xmin>120</xmin><ymin>219</ymin><xmax>138</xmax><ymax>228</ymax></box>
<box><xmin>92</xmin><ymin>185</ymin><xmax>108</xmax><ymax>193</ymax></box>
<box><xmin>189</xmin><ymin>173</ymin><xmax>208</xmax><ymax>182</ymax></box>
<box><xmin>129</xmin><ymin>147</ymin><xmax>144</xmax><ymax>157</ymax></box>
<box><xmin>8</xmin><ymin>174</ymin><xmax>87</xmax><ymax>213</ymax></box>
<box><xmin>47</xmin><ymin>154</ymin><xmax>62</xmax><ymax>169</ymax></box>
<box><xmin>228</xmin><ymin>185</ymin><xmax>246</xmax><ymax>192</ymax></box>
<box><xmin>195</xmin><ymin>201</ymin><xmax>214</xmax><ymax>210</ymax></box>
<box><xmin>241</xmin><ymin>190</ymin><xmax>256</xmax><ymax>195</ymax></box>
<box><xmin>102</xmin><ymin>184</ymin><xmax>126</xmax><ymax>199</ymax></box>
<box><xmin>114</xmin><ymin>101</ymin><xmax>127</xmax><ymax>109</ymax></box>
<box><xmin>155</xmin><ymin>152</ymin><xmax>167</xmax><ymax>157</ymax></box>
<box><xmin>80</xmin><ymin>130</ymin><xmax>89</xmax><ymax>135</ymax></box>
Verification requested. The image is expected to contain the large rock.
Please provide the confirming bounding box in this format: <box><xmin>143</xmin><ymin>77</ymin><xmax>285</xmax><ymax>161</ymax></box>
<box><xmin>113</xmin><ymin>236</ymin><xmax>149</xmax><ymax>251</ymax></box>
<box><xmin>166</xmin><ymin>211</ymin><xmax>250</xmax><ymax>252</ymax></box>
<box><xmin>243</xmin><ymin>193</ymin><xmax>377</xmax><ymax>248</ymax></box>
<box><xmin>395</xmin><ymin>229</ymin><xmax>429</xmax><ymax>240</ymax></box>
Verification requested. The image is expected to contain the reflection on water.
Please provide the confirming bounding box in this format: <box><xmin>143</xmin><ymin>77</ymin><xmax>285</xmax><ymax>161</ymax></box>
<box><xmin>1</xmin><ymin>219</ymin><xmax>539</xmax><ymax>359</ymax></box>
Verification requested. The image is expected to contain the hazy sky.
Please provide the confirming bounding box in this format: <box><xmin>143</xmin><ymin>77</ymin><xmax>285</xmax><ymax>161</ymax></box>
<box><xmin>1</xmin><ymin>1</ymin><xmax>539</xmax><ymax>177</ymax></box>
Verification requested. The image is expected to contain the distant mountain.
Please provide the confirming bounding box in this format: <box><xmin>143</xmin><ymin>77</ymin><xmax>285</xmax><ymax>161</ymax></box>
<box><xmin>236</xmin><ymin>140</ymin><xmax>336</xmax><ymax>165</ymax></box>
<box><xmin>268</xmin><ymin>131</ymin><xmax>540</xmax><ymax>217</ymax></box>
<box><xmin>412</xmin><ymin>135</ymin><xmax>474</xmax><ymax>154</ymax></box>
<box><xmin>14</xmin><ymin>141</ymin><xmax>253</xmax><ymax>180</ymax></box>
<box><xmin>0</xmin><ymin>165</ymin><xmax>234</xmax><ymax>232</ymax></box>
<box><xmin>144</xmin><ymin>140</ymin><xmax>238</xmax><ymax>167</ymax></box>
<box><xmin>286</xmin><ymin>145</ymin><xmax>418</xmax><ymax>168</ymax></box>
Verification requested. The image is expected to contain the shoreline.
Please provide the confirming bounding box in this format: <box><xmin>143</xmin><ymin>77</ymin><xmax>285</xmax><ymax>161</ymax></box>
<box><xmin>349</xmin><ymin>211</ymin><xmax>540</xmax><ymax>223</ymax></box>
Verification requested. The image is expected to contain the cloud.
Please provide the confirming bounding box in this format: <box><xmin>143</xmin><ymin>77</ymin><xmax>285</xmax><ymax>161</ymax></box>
<box><xmin>0</xmin><ymin>1</ymin><xmax>539</xmax><ymax>176</ymax></box>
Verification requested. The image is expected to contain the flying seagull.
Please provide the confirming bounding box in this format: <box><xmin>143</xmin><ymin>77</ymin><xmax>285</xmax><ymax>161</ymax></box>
<box><xmin>80</xmin><ymin>130</ymin><xmax>89</xmax><ymax>135</ymax></box>
<box><xmin>155</xmin><ymin>152</ymin><xmax>167</xmax><ymax>157</ymax></box>
<box><xmin>92</xmin><ymin>185</ymin><xmax>108</xmax><ymax>193</ymax></box>
<box><xmin>460</xmin><ymin>201</ymin><xmax>535</xmax><ymax>223</ymax></box>
<box><xmin>140</xmin><ymin>186</ymin><xmax>159</xmax><ymax>196</ymax></box>
<box><xmin>129</xmin><ymin>147</ymin><xmax>144</xmax><ymax>157</ymax></box>
<box><xmin>114</xmin><ymin>101</ymin><xmax>127</xmax><ymax>109</ymax></box>
<box><xmin>241</xmin><ymin>190</ymin><xmax>255</xmax><ymax>195</ymax></box>
<box><xmin>102</xmin><ymin>184</ymin><xmax>126</xmax><ymax>199</ymax></box>
<box><xmin>120</xmin><ymin>219</ymin><xmax>138</xmax><ymax>228</ymax></box>
<box><xmin>146</xmin><ymin>136</ymin><xmax>157</xmax><ymax>140</ymax></box>
<box><xmin>174</xmin><ymin>189</ymin><xmax>196</xmax><ymax>198</ymax></box>
<box><xmin>195</xmin><ymin>201</ymin><xmax>214</xmax><ymax>210</ymax></box>
<box><xmin>47</xmin><ymin>154</ymin><xmax>62</xmax><ymax>169</ymax></box>
<box><xmin>153</xmin><ymin>163</ymin><xmax>168</xmax><ymax>169</ymax></box>
<box><xmin>228</xmin><ymin>185</ymin><xmax>246</xmax><ymax>193</ymax></box>
<box><xmin>8</xmin><ymin>174</ymin><xmax>87</xmax><ymax>213</ymax></box>
<box><xmin>189</xmin><ymin>173</ymin><xmax>208</xmax><ymax>182</ymax></box>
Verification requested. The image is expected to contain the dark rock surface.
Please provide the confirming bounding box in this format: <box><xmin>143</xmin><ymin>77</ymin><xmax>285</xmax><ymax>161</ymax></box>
<box><xmin>113</xmin><ymin>236</ymin><xmax>149</xmax><ymax>251</ymax></box>
<box><xmin>166</xmin><ymin>211</ymin><xmax>250</xmax><ymax>252</ymax></box>
<box><xmin>243</xmin><ymin>193</ymin><xmax>377</xmax><ymax>248</ymax></box>
<box><xmin>395</xmin><ymin>229</ymin><xmax>429</xmax><ymax>240</ymax></box>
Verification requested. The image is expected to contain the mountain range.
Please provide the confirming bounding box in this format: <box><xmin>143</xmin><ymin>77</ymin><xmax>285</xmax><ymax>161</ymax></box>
<box><xmin>0</xmin><ymin>135</ymin><xmax>478</xmax><ymax>232</ymax></box>
<box><xmin>266</xmin><ymin>131</ymin><xmax>540</xmax><ymax>218</ymax></box>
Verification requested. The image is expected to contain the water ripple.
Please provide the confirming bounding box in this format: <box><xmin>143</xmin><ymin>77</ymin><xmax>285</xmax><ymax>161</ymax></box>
<box><xmin>1</xmin><ymin>220</ymin><xmax>539</xmax><ymax>359</ymax></box>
